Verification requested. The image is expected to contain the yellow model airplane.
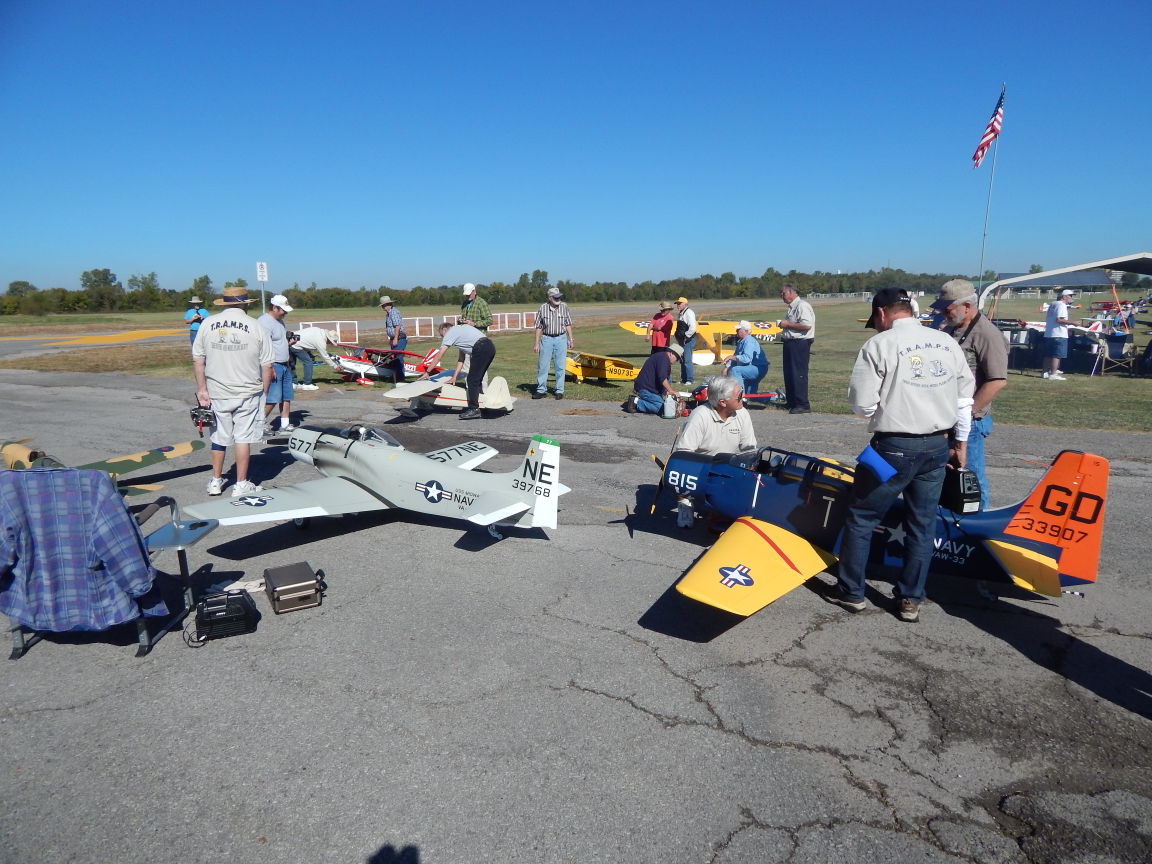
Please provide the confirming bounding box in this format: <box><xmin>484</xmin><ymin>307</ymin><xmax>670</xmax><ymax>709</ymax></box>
<box><xmin>617</xmin><ymin>318</ymin><xmax>783</xmax><ymax>363</ymax></box>
<box><xmin>2</xmin><ymin>438</ymin><xmax>206</xmax><ymax>495</ymax></box>
<box><xmin>564</xmin><ymin>350</ymin><xmax>639</xmax><ymax>383</ymax></box>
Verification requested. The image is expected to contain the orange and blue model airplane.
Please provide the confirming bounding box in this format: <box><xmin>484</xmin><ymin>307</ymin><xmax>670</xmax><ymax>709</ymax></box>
<box><xmin>662</xmin><ymin>446</ymin><xmax>1107</xmax><ymax>616</ymax></box>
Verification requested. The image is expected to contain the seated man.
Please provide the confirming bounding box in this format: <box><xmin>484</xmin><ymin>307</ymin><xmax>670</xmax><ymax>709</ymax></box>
<box><xmin>623</xmin><ymin>343</ymin><xmax>682</xmax><ymax>414</ymax></box>
<box><xmin>724</xmin><ymin>321</ymin><xmax>770</xmax><ymax>394</ymax></box>
<box><xmin>674</xmin><ymin>376</ymin><xmax>758</xmax><ymax>526</ymax></box>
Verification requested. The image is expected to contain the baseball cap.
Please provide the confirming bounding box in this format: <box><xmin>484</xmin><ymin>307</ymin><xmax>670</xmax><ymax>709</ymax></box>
<box><xmin>736</xmin><ymin>320</ymin><xmax>752</xmax><ymax>331</ymax></box>
<box><xmin>270</xmin><ymin>294</ymin><xmax>293</xmax><ymax>313</ymax></box>
<box><xmin>931</xmin><ymin>279</ymin><xmax>978</xmax><ymax>311</ymax></box>
<box><xmin>675</xmin><ymin>296</ymin><xmax>689</xmax><ymax>304</ymax></box>
<box><xmin>462</xmin><ymin>282</ymin><xmax>476</xmax><ymax>295</ymax></box>
<box><xmin>547</xmin><ymin>287</ymin><xmax>564</xmax><ymax>298</ymax></box>
<box><xmin>865</xmin><ymin>288</ymin><xmax>910</xmax><ymax>329</ymax></box>
<box><xmin>1060</xmin><ymin>289</ymin><xmax>1075</xmax><ymax>297</ymax></box>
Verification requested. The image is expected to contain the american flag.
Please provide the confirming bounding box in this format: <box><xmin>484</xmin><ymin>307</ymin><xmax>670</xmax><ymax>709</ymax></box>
<box><xmin>972</xmin><ymin>87</ymin><xmax>1005</xmax><ymax>168</ymax></box>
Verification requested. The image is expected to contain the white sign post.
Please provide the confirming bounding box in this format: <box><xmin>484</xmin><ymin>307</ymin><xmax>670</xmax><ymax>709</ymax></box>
<box><xmin>256</xmin><ymin>262</ymin><xmax>269</xmax><ymax>312</ymax></box>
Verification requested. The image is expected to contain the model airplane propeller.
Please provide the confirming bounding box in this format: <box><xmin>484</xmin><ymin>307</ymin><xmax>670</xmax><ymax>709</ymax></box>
<box><xmin>184</xmin><ymin>425</ymin><xmax>567</xmax><ymax>539</ymax></box>
<box><xmin>661</xmin><ymin>446</ymin><xmax>1108</xmax><ymax>616</ymax></box>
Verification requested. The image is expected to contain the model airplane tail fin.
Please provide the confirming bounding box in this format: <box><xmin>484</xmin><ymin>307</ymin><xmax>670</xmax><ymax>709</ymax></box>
<box><xmin>511</xmin><ymin>435</ymin><xmax>566</xmax><ymax>529</ymax></box>
<box><xmin>1001</xmin><ymin>450</ymin><xmax>1108</xmax><ymax>589</ymax></box>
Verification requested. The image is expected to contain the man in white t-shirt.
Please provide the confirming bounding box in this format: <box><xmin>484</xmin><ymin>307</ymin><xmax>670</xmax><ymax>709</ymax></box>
<box><xmin>192</xmin><ymin>286</ymin><xmax>274</xmax><ymax>497</ymax></box>
<box><xmin>1043</xmin><ymin>289</ymin><xmax>1075</xmax><ymax>380</ymax></box>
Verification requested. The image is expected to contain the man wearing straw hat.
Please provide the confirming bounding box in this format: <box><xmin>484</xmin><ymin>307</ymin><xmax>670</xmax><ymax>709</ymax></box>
<box><xmin>192</xmin><ymin>285</ymin><xmax>274</xmax><ymax>497</ymax></box>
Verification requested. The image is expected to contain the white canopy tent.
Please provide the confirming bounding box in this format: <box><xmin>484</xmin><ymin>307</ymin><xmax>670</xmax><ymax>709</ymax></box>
<box><xmin>979</xmin><ymin>252</ymin><xmax>1152</xmax><ymax>308</ymax></box>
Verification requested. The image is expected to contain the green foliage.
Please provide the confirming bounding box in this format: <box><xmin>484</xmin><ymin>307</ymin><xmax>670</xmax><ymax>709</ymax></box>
<box><xmin>7</xmin><ymin>280</ymin><xmax>38</xmax><ymax>297</ymax></box>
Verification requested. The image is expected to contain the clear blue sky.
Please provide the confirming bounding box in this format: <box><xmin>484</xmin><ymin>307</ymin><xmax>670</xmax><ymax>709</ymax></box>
<box><xmin>2</xmin><ymin>0</ymin><xmax>1149</xmax><ymax>294</ymax></box>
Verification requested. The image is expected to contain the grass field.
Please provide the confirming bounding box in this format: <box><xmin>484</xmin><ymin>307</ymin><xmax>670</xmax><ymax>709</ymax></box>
<box><xmin>2</xmin><ymin>298</ymin><xmax>1149</xmax><ymax>431</ymax></box>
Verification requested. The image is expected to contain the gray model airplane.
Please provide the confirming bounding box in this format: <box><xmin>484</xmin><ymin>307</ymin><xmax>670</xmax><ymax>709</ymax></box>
<box><xmin>183</xmin><ymin>425</ymin><xmax>567</xmax><ymax>538</ymax></box>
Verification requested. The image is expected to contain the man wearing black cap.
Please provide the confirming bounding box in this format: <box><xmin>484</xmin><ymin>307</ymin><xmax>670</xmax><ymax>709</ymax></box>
<box><xmin>825</xmin><ymin>288</ymin><xmax>974</xmax><ymax>624</ymax></box>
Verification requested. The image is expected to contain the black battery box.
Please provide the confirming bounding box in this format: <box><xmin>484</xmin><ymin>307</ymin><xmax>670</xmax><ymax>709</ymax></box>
<box><xmin>192</xmin><ymin>590</ymin><xmax>259</xmax><ymax>642</ymax></box>
<box><xmin>940</xmin><ymin>467</ymin><xmax>982</xmax><ymax>514</ymax></box>
<box><xmin>263</xmin><ymin>562</ymin><xmax>327</xmax><ymax>614</ymax></box>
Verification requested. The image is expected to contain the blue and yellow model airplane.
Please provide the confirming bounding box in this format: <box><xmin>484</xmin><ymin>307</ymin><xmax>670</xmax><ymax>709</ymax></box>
<box><xmin>662</xmin><ymin>447</ymin><xmax>1107</xmax><ymax>616</ymax></box>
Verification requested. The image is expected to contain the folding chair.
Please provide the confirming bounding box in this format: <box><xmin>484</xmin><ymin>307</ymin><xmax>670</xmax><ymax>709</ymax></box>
<box><xmin>2</xmin><ymin>469</ymin><xmax>218</xmax><ymax>659</ymax></box>
<box><xmin>1090</xmin><ymin>331</ymin><xmax>1136</xmax><ymax>376</ymax></box>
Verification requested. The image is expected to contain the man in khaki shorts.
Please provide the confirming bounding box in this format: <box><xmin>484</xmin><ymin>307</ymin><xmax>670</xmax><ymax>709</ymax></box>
<box><xmin>192</xmin><ymin>285</ymin><xmax>274</xmax><ymax>496</ymax></box>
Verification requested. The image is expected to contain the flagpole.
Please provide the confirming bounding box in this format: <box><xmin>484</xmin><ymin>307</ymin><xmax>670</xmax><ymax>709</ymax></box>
<box><xmin>975</xmin><ymin>83</ymin><xmax>1006</xmax><ymax>298</ymax></box>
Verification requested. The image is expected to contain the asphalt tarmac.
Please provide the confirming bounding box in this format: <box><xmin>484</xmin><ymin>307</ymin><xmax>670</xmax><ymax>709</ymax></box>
<box><xmin>2</xmin><ymin>367</ymin><xmax>1150</xmax><ymax>864</ymax></box>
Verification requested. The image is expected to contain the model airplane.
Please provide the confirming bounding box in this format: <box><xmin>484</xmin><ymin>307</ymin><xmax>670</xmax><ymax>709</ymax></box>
<box><xmin>661</xmin><ymin>446</ymin><xmax>1107</xmax><ymax>616</ymax></box>
<box><xmin>331</xmin><ymin>344</ymin><xmax>442</xmax><ymax>384</ymax></box>
<box><xmin>2</xmin><ymin>438</ymin><xmax>207</xmax><ymax>495</ymax></box>
<box><xmin>384</xmin><ymin>376</ymin><xmax>517</xmax><ymax>414</ymax></box>
<box><xmin>565</xmin><ymin>350</ymin><xmax>639</xmax><ymax>383</ymax></box>
<box><xmin>183</xmin><ymin>425</ymin><xmax>566</xmax><ymax>537</ymax></box>
<box><xmin>618</xmin><ymin>318</ymin><xmax>783</xmax><ymax>364</ymax></box>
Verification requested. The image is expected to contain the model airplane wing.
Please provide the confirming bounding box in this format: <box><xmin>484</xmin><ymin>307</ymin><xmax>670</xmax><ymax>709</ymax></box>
<box><xmin>77</xmin><ymin>440</ymin><xmax>207</xmax><ymax>475</ymax></box>
<box><xmin>676</xmin><ymin>517</ymin><xmax>836</xmax><ymax>616</ymax></box>
<box><xmin>183</xmin><ymin>475</ymin><xmax>390</xmax><ymax>525</ymax></box>
<box><xmin>384</xmin><ymin>379</ymin><xmax>446</xmax><ymax>400</ymax></box>
<box><xmin>422</xmin><ymin>441</ymin><xmax>499</xmax><ymax>470</ymax></box>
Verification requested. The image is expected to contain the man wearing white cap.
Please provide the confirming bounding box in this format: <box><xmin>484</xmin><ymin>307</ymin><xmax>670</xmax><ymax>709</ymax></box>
<box><xmin>1043</xmin><ymin>289</ymin><xmax>1076</xmax><ymax>380</ymax></box>
<box><xmin>459</xmin><ymin>283</ymin><xmax>492</xmax><ymax>333</ymax></box>
<box><xmin>532</xmin><ymin>287</ymin><xmax>573</xmax><ymax>399</ymax></box>
<box><xmin>723</xmin><ymin>321</ymin><xmax>769</xmax><ymax>394</ymax></box>
<box><xmin>258</xmin><ymin>294</ymin><xmax>296</xmax><ymax>432</ymax></box>
<box><xmin>184</xmin><ymin>296</ymin><xmax>206</xmax><ymax>345</ymax></box>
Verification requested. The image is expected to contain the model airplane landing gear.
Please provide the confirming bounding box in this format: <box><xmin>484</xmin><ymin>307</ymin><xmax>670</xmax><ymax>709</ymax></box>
<box><xmin>488</xmin><ymin>525</ymin><xmax>504</xmax><ymax>540</ymax></box>
<box><xmin>293</xmin><ymin>517</ymin><xmax>311</xmax><ymax>529</ymax></box>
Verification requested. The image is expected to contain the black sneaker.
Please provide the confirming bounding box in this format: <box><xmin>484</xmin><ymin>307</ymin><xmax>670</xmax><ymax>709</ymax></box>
<box><xmin>459</xmin><ymin>408</ymin><xmax>481</xmax><ymax>420</ymax></box>
<box><xmin>821</xmin><ymin>585</ymin><xmax>866</xmax><ymax>613</ymax></box>
<box><xmin>532</xmin><ymin>392</ymin><xmax>547</xmax><ymax>400</ymax></box>
<box><xmin>896</xmin><ymin>598</ymin><xmax>920</xmax><ymax>622</ymax></box>
<box><xmin>554</xmin><ymin>393</ymin><xmax>564</xmax><ymax>400</ymax></box>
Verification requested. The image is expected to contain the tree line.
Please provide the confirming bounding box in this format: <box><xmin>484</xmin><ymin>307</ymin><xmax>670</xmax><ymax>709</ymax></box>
<box><xmin>4</xmin><ymin>267</ymin><xmax>1149</xmax><ymax>317</ymax></box>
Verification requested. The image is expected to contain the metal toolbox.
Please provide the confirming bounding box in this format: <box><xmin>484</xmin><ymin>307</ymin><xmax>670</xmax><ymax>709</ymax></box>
<box><xmin>263</xmin><ymin>562</ymin><xmax>326</xmax><ymax>614</ymax></box>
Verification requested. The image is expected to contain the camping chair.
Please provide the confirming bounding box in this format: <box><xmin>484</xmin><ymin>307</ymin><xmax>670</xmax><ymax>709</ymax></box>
<box><xmin>2</xmin><ymin>469</ymin><xmax>218</xmax><ymax>659</ymax></box>
<box><xmin>1090</xmin><ymin>331</ymin><xmax>1136</xmax><ymax>376</ymax></box>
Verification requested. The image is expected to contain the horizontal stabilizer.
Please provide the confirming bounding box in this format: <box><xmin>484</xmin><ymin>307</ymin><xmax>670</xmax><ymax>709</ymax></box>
<box><xmin>985</xmin><ymin>540</ymin><xmax>1061</xmax><ymax>597</ymax></box>
<box><xmin>422</xmin><ymin>441</ymin><xmax>499</xmax><ymax>470</ymax></box>
<box><xmin>184</xmin><ymin>475</ymin><xmax>390</xmax><ymax>525</ymax></box>
<box><xmin>675</xmin><ymin>518</ymin><xmax>836</xmax><ymax>616</ymax></box>
<box><xmin>463</xmin><ymin>494</ymin><xmax>530</xmax><ymax>526</ymax></box>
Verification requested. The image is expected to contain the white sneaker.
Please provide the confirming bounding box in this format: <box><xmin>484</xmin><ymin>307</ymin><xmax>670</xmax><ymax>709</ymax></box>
<box><xmin>1049</xmin><ymin>373</ymin><xmax>1067</xmax><ymax>380</ymax></box>
<box><xmin>231</xmin><ymin>480</ymin><xmax>264</xmax><ymax>497</ymax></box>
<box><xmin>297</xmin><ymin>384</ymin><xmax>318</xmax><ymax>390</ymax></box>
<box><xmin>278</xmin><ymin>423</ymin><xmax>297</xmax><ymax>433</ymax></box>
<box><xmin>206</xmin><ymin>476</ymin><xmax>225</xmax><ymax>496</ymax></box>
<box><xmin>1042</xmin><ymin>372</ymin><xmax>1050</xmax><ymax>379</ymax></box>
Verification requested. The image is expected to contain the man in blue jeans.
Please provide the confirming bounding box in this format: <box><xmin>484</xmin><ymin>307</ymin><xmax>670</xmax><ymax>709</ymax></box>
<box><xmin>532</xmin><ymin>287</ymin><xmax>573</xmax><ymax>399</ymax></box>
<box><xmin>930</xmin><ymin>279</ymin><xmax>1008</xmax><ymax>509</ymax></box>
<box><xmin>623</xmin><ymin>344</ymin><xmax>682</xmax><ymax>414</ymax></box>
<box><xmin>827</xmin><ymin>288</ymin><xmax>974</xmax><ymax>623</ymax></box>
